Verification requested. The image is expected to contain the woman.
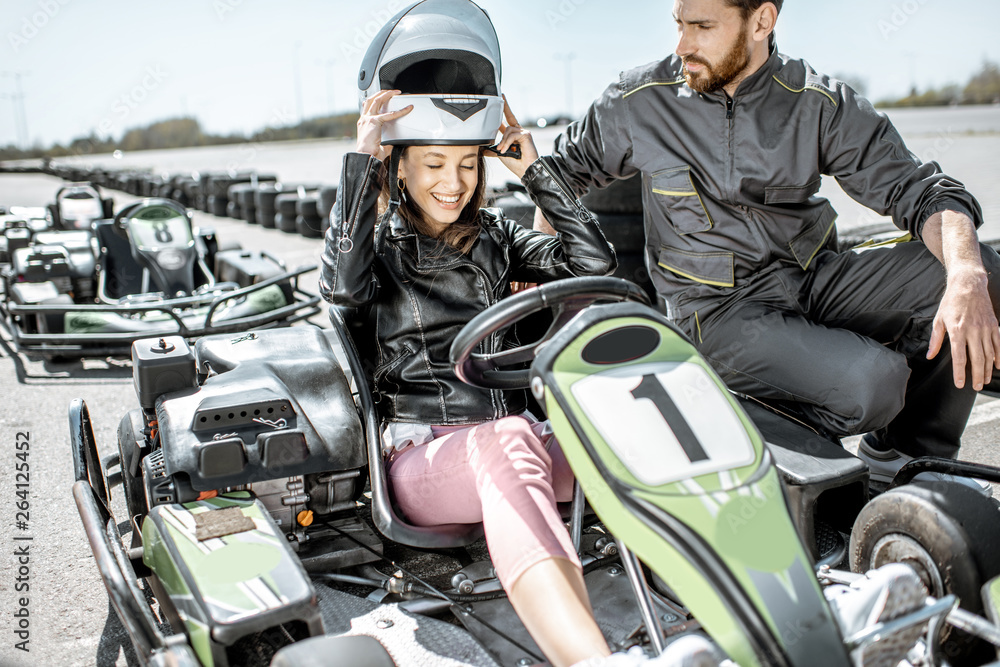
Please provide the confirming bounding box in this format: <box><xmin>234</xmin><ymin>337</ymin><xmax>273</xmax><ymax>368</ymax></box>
<box><xmin>321</xmin><ymin>86</ymin><xmax>622</xmax><ymax>666</ymax></box>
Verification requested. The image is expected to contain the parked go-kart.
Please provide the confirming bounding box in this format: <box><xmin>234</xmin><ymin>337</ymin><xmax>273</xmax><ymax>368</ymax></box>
<box><xmin>71</xmin><ymin>276</ymin><xmax>1000</xmax><ymax>666</ymax></box>
<box><xmin>1</xmin><ymin>197</ymin><xmax>320</xmax><ymax>358</ymax></box>
<box><xmin>46</xmin><ymin>182</ymin><xmax>115</xmax><ymax>230</ymax></box>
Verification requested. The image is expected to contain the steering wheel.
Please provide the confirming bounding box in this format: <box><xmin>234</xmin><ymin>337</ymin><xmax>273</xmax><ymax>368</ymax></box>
<box><xmin>450</xmin><ymin>276</ymin><xmax>650</xmax><ymax>390</ymax></box>
<box><xmin>112</xmin><ymin>198</ymin><xmax>190</xmax><ymax>238</ymax></box>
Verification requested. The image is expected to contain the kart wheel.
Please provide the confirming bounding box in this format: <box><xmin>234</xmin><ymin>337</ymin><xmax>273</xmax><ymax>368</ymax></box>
<box><xmin>118</xmin><ymin>432</ymin><xmax>147</xmax><ymax>532</ymax></box>
<box><xmin>850</xmin><ymin>480</ymin><xmax>1000</xmax><ymax>662</ymax></box>
<box><xmin>69</xmin><ymin>399</ymin><xmax>110</xmax><ymax>507</ymax></box>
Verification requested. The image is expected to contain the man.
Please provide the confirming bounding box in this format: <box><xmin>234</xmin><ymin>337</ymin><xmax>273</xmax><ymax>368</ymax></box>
<box><xmin>541</xmin><ymin>0</ymin><xmax>1000</xmax><ymax>479</ymax></box>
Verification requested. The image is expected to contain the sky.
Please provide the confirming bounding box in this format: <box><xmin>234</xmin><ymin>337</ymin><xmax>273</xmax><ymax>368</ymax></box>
<box><xmin>2</xmin><ymin>0</ymin><xmax>999</xmax><ymax>148</ymax></box>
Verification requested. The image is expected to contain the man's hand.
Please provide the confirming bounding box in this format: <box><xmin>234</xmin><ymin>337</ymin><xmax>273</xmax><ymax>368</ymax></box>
<box><xmin>924</xmin><ymin>211</ymin><xmax>1000</xmax><ymax>390</ymax></box>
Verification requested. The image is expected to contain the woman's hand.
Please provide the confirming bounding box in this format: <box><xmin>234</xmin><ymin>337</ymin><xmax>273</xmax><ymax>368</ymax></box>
<box><xmin>493</xmin><ymin>96</ymin><xmax>539</xmax><ymax>181</ymax></box>
<box><xmin>357</xmin><ymin>89</ymin><xmax>413</xmax><ymax>160</ymax></box>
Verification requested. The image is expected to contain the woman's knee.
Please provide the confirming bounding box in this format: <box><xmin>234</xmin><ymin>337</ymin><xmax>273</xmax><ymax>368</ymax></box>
<box><xmin>472</xmin><ymin>416</ymin><xmax>553</xmax><ymax>474</ymax></box>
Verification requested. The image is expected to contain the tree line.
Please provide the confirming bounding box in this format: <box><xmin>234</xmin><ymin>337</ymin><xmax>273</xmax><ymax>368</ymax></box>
<box><xmin>0</xmin><ymin>113</ymin><xmax>360</xmax><ymax>163</ymax></box>
<box><xmin>3</xmin><ymin>60</ymin><xmax>999</xmax><ymax>163</ymax></box>
<box><xmin>877</xmin><ymin>60</ymin><xmax>1000</xmax><ymax>109</ymax></box>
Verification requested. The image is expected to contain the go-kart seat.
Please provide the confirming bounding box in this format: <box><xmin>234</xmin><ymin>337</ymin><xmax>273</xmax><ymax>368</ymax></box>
<box><xmin>94</xmin><ymin>221</ymin><xmax>212</xmax><ymax>301</ymax></box>
<box><xmin>94</xmin><ymin>221</ymin><xmax>146</xmax><ymax>299</ymax></box>
<box><xmin>328</xmin><ymin>305</ymin><xmax>485</xmax><ymax>549</ymax></box>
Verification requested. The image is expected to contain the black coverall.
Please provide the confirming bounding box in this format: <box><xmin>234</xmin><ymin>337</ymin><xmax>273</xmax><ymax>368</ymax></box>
<box><xmin>547</xmin><ymin>42</ymin><xmax>999</xmax><ymax>458</ymax></box>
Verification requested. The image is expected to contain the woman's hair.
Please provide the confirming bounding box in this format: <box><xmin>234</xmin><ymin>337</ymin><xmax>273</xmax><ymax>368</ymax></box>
<box><xmin>379</xmin><ymin>147</ymin><xmax>488</xmax><ymax>255</ymax></box>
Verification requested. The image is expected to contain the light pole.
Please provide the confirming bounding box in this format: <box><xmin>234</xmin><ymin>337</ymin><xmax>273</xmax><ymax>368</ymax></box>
<box><xmin>292</xmin><ymin>41</ymin><xmax>305</xmax><ymax>126</ymax></box>
<box><xmin>316</xmin><ymin>58</ymin><xmax>337</xmax><ymax>116</ymax></box>
<box><xmin>553</xmin><ymin>53</ymin><xmax>576</xmax><ymax>117</ymax></box>
<box><xmin>1</xmin><ymin>70</ymin><xmax>30</xmax><ymax>149</ymax></box>
<box><xmin>0</xmin><ymin>94</ymin><xmax>19</xmax><ymax>149</ymax></box>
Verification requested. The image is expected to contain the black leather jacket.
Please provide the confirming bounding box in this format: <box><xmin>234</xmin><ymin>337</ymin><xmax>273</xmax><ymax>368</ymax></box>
<box><xmin>320</xmin><ymin>152</ymin><xmax>616</xmax><ymax>425</ymax></box>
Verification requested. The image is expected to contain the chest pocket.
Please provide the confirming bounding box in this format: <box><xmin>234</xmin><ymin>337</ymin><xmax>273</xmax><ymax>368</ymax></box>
<box><xmin>651</xmin><ymin>166</ymin><xmax>713</xmax><ymax>235</ymax></box>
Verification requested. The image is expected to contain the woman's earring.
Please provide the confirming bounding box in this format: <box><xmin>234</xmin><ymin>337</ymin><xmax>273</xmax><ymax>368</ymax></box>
<box><xmin>397</xmin><ymin>178</ymin><xmax>406</xmax><ymax>193</ymax></box>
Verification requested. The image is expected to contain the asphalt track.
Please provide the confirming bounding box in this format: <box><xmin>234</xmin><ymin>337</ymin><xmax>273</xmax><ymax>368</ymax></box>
<box><xmin>2</xmin><ymin>154</ymin><xmax>1000</xmax><ymax>665</ymax></box>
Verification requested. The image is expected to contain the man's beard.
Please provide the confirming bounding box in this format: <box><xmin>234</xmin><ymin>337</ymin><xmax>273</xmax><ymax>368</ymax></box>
<box><xmin>682</xmin><ymin>23</ymin><xmax>751</xmax><ymax>93</ymax></box>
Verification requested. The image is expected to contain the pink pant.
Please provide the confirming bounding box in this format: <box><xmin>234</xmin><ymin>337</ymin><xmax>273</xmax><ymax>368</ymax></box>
<box><xmin>387</xmin><ymin>415</ymin><xmax>579</xmax><ymax>588</ymax></box>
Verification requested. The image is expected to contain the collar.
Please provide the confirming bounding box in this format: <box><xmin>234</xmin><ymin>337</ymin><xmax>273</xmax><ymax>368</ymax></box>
<box><xmin>704</xmin><ymin>34</ymin><xmax>781</xmax><ymax>101</ymax></box>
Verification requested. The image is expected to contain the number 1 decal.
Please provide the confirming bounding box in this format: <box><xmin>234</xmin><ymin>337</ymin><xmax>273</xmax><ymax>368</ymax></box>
<box><xmin>570</xmin><ymin>362</ymin><xmax>758</xmax><ymax>487</ymax></box>
<box><xmin>631</xmin><ymin>374</ymin><xmax>709</xmax><ymax>463</ymax></box>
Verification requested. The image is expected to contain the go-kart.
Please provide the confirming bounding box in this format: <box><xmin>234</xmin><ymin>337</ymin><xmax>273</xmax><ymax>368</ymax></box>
<box><xmin>71</xmin><ymin>276</ymin><xmax>1000</xmax><ymax>666</ymax></box>
<box><xmin>1</xmin><ymin>197</ymin><xmax>321</xmax><ymax>359</ymax></box>
<box><xmin>46</xmin><ymin>182</ymin><xmax>115</xmax><ymax>230</ymax></box>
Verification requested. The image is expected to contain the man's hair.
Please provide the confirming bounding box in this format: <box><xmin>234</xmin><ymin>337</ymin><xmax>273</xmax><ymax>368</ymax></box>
<box><xmin>725</xmin><ymin>0</ymin><xmax>782</xmax><ymax>19</ymax></box>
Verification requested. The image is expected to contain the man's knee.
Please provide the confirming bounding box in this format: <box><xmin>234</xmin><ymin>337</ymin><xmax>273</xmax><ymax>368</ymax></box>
<box><xmin>840</xmin><ymin>353</ymin><xmax>910</xmax><ymax>434</ymax></box>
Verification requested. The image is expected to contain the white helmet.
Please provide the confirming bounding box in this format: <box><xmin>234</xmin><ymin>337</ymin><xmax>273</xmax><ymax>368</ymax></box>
<box><xmin>358</xmin><ymin>0</ymin><xmax>503</xmax><ymax>146</ymax></box>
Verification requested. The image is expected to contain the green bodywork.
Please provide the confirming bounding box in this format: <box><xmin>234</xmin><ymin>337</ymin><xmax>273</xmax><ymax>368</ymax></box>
<box><xmin>65</xmin><ymin>284</ymin><xmax>288</xmax><ymax>334</ymax></box>
<box><xmin>541</xmin><ymin>315</ymin><xmax>848</xmax><ymax>667</ymax></box>
<box><xmin>985</xmin><ymin>575</ymin><xmax>1000</xmax><ymax>627</ymax></box>
<box><xmin>142</xmin><ymin>493</ymin><xmax>318</xmax><ymax>667</ymax></box>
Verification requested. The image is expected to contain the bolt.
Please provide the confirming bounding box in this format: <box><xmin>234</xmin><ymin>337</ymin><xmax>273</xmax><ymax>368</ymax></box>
<box><xmin>662</xmin><ymin>613</ymin><xmax>676</xmax><ymax>623</ymax></box>
<box><xmin>517</xmin><ymin>659</ymin><xmax>533</xmax><ymax>666</ymax></box>
<box><xmin>608</xmin><ymin>567</ymin><xmax>622</xmax><ymax>576</ymax></box>
<box><xmin>376</xmin><ymin>619</ymin><xmax>393</xmax><ymax>629</ymax></box>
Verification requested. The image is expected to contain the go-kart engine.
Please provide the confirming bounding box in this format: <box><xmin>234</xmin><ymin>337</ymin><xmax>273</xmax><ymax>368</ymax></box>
<box><xmin>127</xmin><ymin>329</ymin><xmax>369</xmax><ymax>543</ymax></box>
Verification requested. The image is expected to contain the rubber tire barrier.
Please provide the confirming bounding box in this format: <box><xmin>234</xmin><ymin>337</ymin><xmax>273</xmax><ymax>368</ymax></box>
<box><xmin>275</xmin><ymin>211</ymin><xmax>297</xmax><ymax>233</ymax></box>
<box><xmin>207</xmin><ymin>195</ymin><xmax>228</xmax><ymax>218</ymax></box>
<box><xmin>319</xmin><ymin>186</ymin><xmax>338</xmax><ymax>218</ymax></box>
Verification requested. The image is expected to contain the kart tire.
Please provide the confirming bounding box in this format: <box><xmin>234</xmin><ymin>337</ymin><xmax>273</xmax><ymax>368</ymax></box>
<box><xmin>226</xmin><ymin>200</ymin><xmax>241</xmax><ymax>219</ymax></box>
<box><xmin>236</xmin><ymin>187</ymin><xmax>256</xmax><ymax>209</ymax></box>
<box><xmin>296</xmin><ymin>195</ymin><xmax>320</xmax><ymax>219</ymax></box>
<box><xmin>319</xmin><ymin>185</ymin><xmax>338</xmax><ymax>218</ymax></box>
<box><xmin>295</xmin><ymin>214</ymin><xmax>324</xmax><ymax>238</ymax></box>
<box><xmin>276</xmin><ymin>193</ymin><xmax>299</xmax><ymax>217</ymax></box>
<box><xmin>256</xmin><ymin>186</ymin><xmax>280</xmax><ymax>211</ymax></box>
<box><xmin>580</xmin><ymin>173</ymin><xmax>643</xmax><ymax>215</ymax></box>
<box><xmin>850</xmin><ymin>480</ymin><xmax>1000</xmax><ymax>662</ymax></box>
<box><xmin>208</xmin><ymin>195</ymin><xmax>228</xmax><ymax>217</ymax></box>
<box><xmin>117</xmin><ymin>428</ymin><xmax>147</xmax><ymax>534</ymax></box>
<box><xmin>275</xmin><ymin>212</ymin><xmax>297</xmax><ymax>233</ymax></box>
<box><xmin>257</xmin><ymin>208</ymin><xmax>277</xmax><ymax>228</ymax></box>
<box><xmin>241</xmin><ymin>205</ymin><xmax>258</xmax><ymax>224</ymax></box>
